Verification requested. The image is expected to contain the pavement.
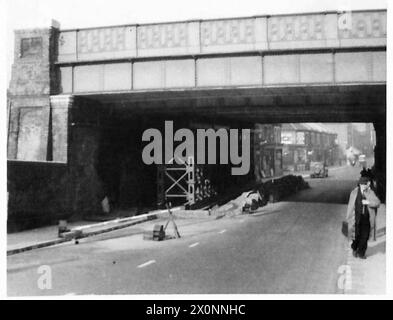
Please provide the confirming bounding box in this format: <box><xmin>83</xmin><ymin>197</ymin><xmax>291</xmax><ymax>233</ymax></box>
<box><xmin>7</xmin><ymin>163</ymin><xmax>385</xmax><ymax>295</ymax></box>
<box><xmin>345</xmin><ymin>204</ymin><xmax>386</xmax><ymax>294</ymax></box>
<box><xmin>6</xmin><ymin>208</ymin><xmax>204</xmax><ymax>255</ymax></box>
<box><xmin>7</xmin><ymin>221</ymin><xmax>92</xmax><ymax>253</ymax></box>
<box><xmin>286</xmin><ymin>164</ymin><xmax>386</xmax><ymax>295</ymax></box>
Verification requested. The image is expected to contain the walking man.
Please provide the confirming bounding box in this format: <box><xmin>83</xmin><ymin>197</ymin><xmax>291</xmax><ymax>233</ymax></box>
<box><xmin>346</xmin><ymin>176</ymin><xmax>380</xmax><ymax>259</ymax></box>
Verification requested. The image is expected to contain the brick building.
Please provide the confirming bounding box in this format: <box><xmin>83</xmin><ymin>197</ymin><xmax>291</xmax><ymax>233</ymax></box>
<box><xmin>281</xmin><ymin>123</ymin><xmax>338</xmax><ymax>172</ymax></box>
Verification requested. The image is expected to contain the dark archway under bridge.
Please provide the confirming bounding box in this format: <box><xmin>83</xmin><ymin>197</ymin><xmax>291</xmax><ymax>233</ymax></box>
<box><xmin>77</xmin><ymin>83</ymin><xmax>385</xmax><ymax>124</ymax></box>
<box><xmin>75</xmin><ymin>82</ymin><xmax>386</xmax><ymax>203</ymax></box>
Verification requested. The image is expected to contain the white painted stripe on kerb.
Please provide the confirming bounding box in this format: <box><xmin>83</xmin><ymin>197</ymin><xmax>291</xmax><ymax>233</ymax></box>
<box><xmin>189</xmin><ymin>242</ymin><xmax>199</xmax><ymax>248</ymax></box>
<box><xmin>218</xmin><ymin>229</ymin><xmax>226</xmax><ymax>234</ymax></box>
<box><xmin>137</xmin><ymin>260</ymin><xmax>156</xmax><ymax>268</ymax></box>
<box><xmin>73</xmin><ymin>207</ymin><xmax>182</xmax><ymax>231</ymax></box>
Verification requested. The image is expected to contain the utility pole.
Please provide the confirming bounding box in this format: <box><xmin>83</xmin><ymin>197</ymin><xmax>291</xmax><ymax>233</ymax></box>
<box><xmin>351</xmin><ymin>123</ymin><xmax>354</xmax><ymax>147</ymax></box>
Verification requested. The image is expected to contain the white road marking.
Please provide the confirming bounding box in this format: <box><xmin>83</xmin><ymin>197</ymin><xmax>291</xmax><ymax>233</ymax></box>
<box><xmin>218</xmin><ymin>229</ymin><xmax>227</xmax><ymax>234</ymax></box>
<box><xmin>189</xmin><ymin>242</ymin><xmax>199</xmax><ymax>248</ymax></box>
<box><xmin>137</xmin><ymin>260</ymin><xmax>156</xmax><ymax>268</ymax></box>
<box><xmin>64</xmin><ymin>292</ymin><xmax>76</xmax><ymax>296</ymax></box>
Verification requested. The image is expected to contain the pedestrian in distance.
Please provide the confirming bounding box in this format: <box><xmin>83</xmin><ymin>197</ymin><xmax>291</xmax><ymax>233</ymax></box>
<box><xmin>346</xmin><ymin>176</ymin><xmax>380</xmax><ymax>259</ymax></box>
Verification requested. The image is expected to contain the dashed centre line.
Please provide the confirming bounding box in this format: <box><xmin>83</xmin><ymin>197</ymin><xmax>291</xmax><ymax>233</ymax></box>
<box><xmin>137</xmin><ymin>260</ymin><xmax>156</xmax><ymax>268</ymax></box>
<box><xmin>189</xmin><ymin>242</ymin><xmax>199</xmax><ymax>248</ymax></box>
<box><xmin>218</xmin><ymin>229</ymin><xmax>227</xmax><ymax>234</ymax></box>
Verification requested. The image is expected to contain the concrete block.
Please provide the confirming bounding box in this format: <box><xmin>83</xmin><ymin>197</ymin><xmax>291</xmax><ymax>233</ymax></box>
<box><xmin>103</xmin><ymin>63</ymin><xmax>132</xmax><ymax>91</ymax></box>
<box><xmin>335</xmin><ymin>52</ymin><xmax>372</xmax><ymax>83</ymax></box>
<box><xmin>230</xmin><ymin>56</ymin><xmax>262</xmax><ymax>86</ymax></box>
<box><xmin>197</xmin><ymin>57</ymin><xmax>228</xmax><ymax>87</ymax></box>
<box><xmin>59</xmin><ymin>66</ymin><xmax>72</xmax><ymax>93</ymax></box>
<box><xmin>74</xmin><ymin>65</ymin><xmax>103</xmax><ymax>92</ymax></box>
<box><xmin>372</xmin><ymin>51</ymin><xmax>386</xmax><ymax>82</ymax></box>
<box><xmin>58</xmin><ymin>30</ymin><xmax>77</xmax><ymax>62</ymax></box>
<box><xmin>165</xmin><ymin>59</ymin><xmax>195</xmax><ymax>88</ymax></box>
<box><xmin>133</xmin><ymin>61</ymin><xmax>164</xmax><ymax>89</ymax></box>
<box><xmin>299</xmin><ymin>53</ymin><xmax>333</xmax><ymax>83</ymax></box>
<box><xmin>264</xmin><ymin>55</ymin><xmax>299</xmax><ymax>84</ymax></box>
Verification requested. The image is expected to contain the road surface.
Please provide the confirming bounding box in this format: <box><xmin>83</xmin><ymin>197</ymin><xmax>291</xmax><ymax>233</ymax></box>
<box><xmin>7</xmin><ymin>165</ymin><xmax>363</xmax><ymax>295</ymax></box>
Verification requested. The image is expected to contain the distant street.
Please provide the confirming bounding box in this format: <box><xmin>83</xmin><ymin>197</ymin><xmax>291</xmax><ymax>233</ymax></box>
<box><xmin>286</xmin><ymin>165</ymin><xmax>363</xmax><ymax>204</ymax></box>
<box><xmin>8</xmin><ymin>164</ymin><xmax>364</xmax><ymax>295</ymax></box>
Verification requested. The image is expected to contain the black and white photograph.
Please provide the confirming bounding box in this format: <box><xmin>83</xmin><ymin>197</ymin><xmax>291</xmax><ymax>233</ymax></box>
<box><xmin>2</xmin><ymin>0</ymin><xmax>391</xmax><ymax>300</ymax></box>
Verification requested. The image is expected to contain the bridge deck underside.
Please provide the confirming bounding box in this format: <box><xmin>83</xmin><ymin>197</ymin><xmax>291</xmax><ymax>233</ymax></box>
<box><xmin>77</xmin><ymin>84</ymin><xmax>385</xmax><ymax>123</ymax></box>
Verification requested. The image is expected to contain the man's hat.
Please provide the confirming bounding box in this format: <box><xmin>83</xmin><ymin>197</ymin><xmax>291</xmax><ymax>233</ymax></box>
<box><xmin>358</xmin><ymin>176</ymin><xmax>370</xmax><ymax>185</ymax></box>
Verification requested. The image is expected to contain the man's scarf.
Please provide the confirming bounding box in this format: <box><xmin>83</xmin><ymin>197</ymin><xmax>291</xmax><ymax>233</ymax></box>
<box><xmin>354</xmin><ymin>187</ymin><xmax>363</xmax><ymax>228</ymax></box>
<box><xmin>354</xmin><ymin>186</ymin><xmax>370</xmax><ymax>236</ymax></box>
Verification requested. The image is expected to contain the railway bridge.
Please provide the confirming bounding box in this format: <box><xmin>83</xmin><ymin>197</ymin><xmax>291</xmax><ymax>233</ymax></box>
<box><xmin>7</xmin><ymin>10</ymin><xmax>386</xmax><ymax>228</ymax></box>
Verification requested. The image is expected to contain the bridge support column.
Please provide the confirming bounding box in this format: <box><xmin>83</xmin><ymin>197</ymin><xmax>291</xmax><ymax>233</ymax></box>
<box><xmin>373</xmin><ymin>121</ymin><xmax>386</xmax><ymax>203</ymax></box>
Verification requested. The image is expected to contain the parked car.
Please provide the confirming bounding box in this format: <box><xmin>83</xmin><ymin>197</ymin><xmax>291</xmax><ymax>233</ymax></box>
<box><xmin>359</xmin><ymin>154</ymin><xmax>367</xmax><ymax>168</ymax></box>
<box><xmin>310</xmin><ymin>162</ymin><xmax>328</xmax><ymax>178</ymax></box>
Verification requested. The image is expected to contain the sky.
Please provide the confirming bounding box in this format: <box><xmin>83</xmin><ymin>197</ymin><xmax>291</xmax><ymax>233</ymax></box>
<box><xmin>4</xmin><ymin>0</ymin><xmax>387</xmax><ymax>82</ymax></box>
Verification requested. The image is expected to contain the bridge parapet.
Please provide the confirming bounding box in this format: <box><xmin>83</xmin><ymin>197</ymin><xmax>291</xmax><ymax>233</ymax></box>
<box><xmin>58</xmin><ymin>10</ymin><xmax>386</xmax><ymax>63</ymax></box>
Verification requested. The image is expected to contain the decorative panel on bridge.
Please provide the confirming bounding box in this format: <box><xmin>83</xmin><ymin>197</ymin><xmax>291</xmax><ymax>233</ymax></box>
<box><xmin>338</xmin><ymin>11</ymin><xmax>387</xmax><ymax>47</ymax></box>
<box><xmin>267</xmin><ymin>13</ymin><xmax>339</xmax><ymax>49</ymax></box>
<box><xmin>56</xmin><ymin>10</ymin><xmax>386</xmax><ymax>94</ymax></box>
<box><xmin>137</xmin><ymin>22</ymin><xmax>200</xmax><ymax>56</ymax></box>
<box><xmin>57</xmin><ymin>10</ymin><xmax>386</xmax><ymax>63</ymax></box>
<box><xmin>58</xmin><ymin>27</ymin><xmax>137</xmax><ymax>62</ymax></box>
<box><xmin>200</xmin><ymin>17</ymin><xmax>267</xmax><ymax>52</ymax></box>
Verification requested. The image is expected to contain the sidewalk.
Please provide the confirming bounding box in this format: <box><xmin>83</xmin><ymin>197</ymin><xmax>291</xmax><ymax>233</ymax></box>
<box><xmin>345</xmin><ymin>204</ymin><xmax>386</xmax><ymax>294</ymax></box>
<box><xmin>7</xmin><ymin>208</ymin><xmax>218</xmax><ymax>255</ymax></box>
<box><xmin>7</xmin><ymin>213</ymin><xmax>160</xmax><ymax>255</ymax></box>
<box><xmin>7</xmin><ymin>221</ymin><xmax>92</xmax><ymax>252</ymax></box>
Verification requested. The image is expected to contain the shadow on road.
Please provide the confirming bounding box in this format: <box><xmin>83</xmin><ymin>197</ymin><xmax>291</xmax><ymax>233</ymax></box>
<box><xmin>282</xmin><ymin>178</ymin><xmax>356</xmax><ymax>204</ymax></box>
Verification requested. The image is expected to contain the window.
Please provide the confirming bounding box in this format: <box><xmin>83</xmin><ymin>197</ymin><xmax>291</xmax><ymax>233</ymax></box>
<box><xmin>21</xmin><ymin>37</ymin><xmax>43</xmax><ymax>58</ymax></box>
<box><xmin>296</xmin><ymin>131</ymin><xmax>305</xmax><ymax>145</ymax></box>
<box><xmin>274</xmin><ymin>126</ymin><xmax>281</xmax><ymax>143</ymax></box>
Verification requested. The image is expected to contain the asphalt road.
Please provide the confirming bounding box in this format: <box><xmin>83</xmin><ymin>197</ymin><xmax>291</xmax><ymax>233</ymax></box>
<box><xmin>286</xmin><ymin>164</ymin><xmax>363</xmax><ymax>204</ymax></box>
<box><xmin>7</xmin><ymin>164</ymin><xmax>363</xmax><ymax>296</ymax></box>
